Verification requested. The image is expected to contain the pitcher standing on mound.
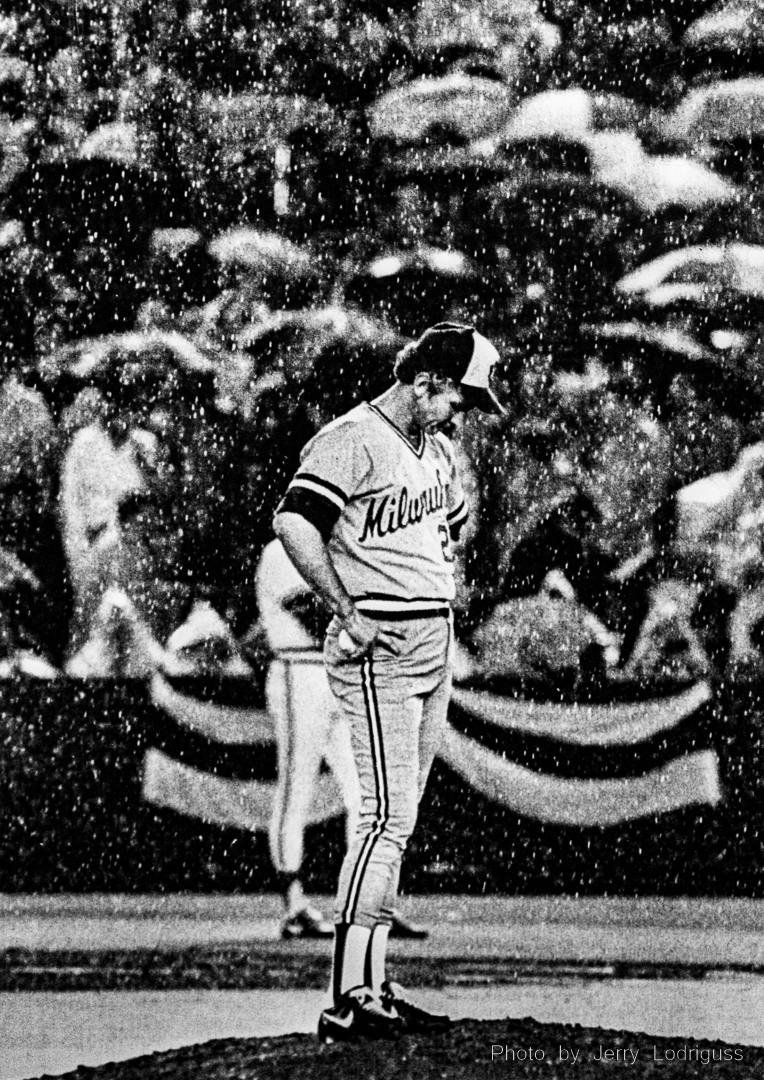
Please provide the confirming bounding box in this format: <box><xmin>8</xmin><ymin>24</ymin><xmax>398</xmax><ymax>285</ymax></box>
<box><xmin>273</xmin><ymin>322</ymin><xmax>505</xmax><ymax>1042</ymax></box>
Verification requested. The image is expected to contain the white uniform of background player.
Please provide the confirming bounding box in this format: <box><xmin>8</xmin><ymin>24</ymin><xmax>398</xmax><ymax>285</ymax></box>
<box><xmin>256</xmin><ymin>538</ymin><xmax>359</xmax><ymax>938</ymax></box>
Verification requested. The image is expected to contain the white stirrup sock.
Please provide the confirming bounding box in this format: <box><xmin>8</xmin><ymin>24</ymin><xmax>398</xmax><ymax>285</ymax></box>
<box><xmin>333</xmin><ymin>923</ymin><xmax>372</xmax><ymax>999</ymax></box>
<box><xmin>366</xmin><ymin>923</ymin><xmax>391</xmax><ymax>995</ymax></box>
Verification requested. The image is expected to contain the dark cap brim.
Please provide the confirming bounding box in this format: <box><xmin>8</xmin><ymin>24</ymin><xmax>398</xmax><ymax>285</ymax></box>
<box><xmin>462</xmin><ymin>384</ymin><xmax>506</xmax><ymax>415</ymax></box>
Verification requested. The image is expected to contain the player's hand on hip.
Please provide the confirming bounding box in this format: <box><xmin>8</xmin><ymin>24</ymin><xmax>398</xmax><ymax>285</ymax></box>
<box><xmin>339</xmin><ymin>610</ymin><xmax>402</xmax><ymax>657</ymax></box>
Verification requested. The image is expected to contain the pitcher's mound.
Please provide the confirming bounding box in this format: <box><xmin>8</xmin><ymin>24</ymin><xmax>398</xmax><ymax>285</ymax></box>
<box><xmin>46</xmin><ymin>1017</ymin><xmax>761</xmax><ymax>1080</ymax></box>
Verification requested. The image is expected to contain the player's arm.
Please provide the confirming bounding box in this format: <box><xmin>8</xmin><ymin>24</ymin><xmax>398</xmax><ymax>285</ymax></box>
<box><xmin>275</xmin><ymin>420</ymin><xmax>401</xmax><ymax>655</ymax></box>
<box><xmin>273</xmin><ymin>511</ymin><xmax>386</xmax><ymax>654</ymax></box>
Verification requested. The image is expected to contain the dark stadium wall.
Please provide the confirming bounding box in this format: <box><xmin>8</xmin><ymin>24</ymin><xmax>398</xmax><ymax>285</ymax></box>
<box><xmin>1</xmin><ymin>678</ymin><xmax>764</xmax><ymax>896</ymax></box>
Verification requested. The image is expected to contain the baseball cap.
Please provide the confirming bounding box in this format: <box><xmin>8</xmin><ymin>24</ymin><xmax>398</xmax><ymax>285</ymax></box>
<box><xmin>411</xmin><ymin>322</ymin><xmax>506</xmax><ymax>414</ymax></box>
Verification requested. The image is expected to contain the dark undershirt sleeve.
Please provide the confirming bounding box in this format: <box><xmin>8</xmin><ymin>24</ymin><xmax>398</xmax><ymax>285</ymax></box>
<box><xmin>449</xmin><ymin>519</ymin><xmax>466</xmax><ymax>542</ymax></box>
<box><xmin>275</xmin><ymin>487</ymin><xmax>342</xmax><ymax>542</ymax></box>
<box><xmin>448</xmin><ymin>499</ymin><xmax>469</xmax><ymax>542</ymax></box>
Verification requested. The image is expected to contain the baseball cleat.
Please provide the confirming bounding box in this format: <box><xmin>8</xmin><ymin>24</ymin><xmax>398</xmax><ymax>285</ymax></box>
<box><xmin>381</xmin><ymin>980</ymin><xmax>452</xmax><ymax>1034</ymax></box>
<box><xmin>317</xmin><ymin>985</ymin><xmax>403</xmax><ymax>1044</ymax></box>
<box><xmin>280</xmin><ymin>905</ymin><xmax>333</xmax><ymax>940</ymax></box>
<box><xmin>390</xmin><ymin>910</ymin><xmax>429</xmax><ymax>939</ymax></box>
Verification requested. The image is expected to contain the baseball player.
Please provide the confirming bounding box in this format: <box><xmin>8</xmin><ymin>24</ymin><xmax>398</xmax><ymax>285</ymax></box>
<box><xmin>256</xmin><ymin>536</ymin><xmax>358</xmax><ymax>939</ymax></box>
<box><xmin>273</xmin><ymin>322</ymin><xmax>504</xmax><ymax>1042</ymax></box>
<box><xmin>256</xmin><ymin>538</ymin><xmax>435</xmax><ymax>941</ymax></box>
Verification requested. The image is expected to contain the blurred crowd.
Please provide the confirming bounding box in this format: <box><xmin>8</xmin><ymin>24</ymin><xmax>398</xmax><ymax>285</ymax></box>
<box><xmin>4</xmin><ymin>0</ymin><xmax>764</xmax><ymax>689</ymax></box>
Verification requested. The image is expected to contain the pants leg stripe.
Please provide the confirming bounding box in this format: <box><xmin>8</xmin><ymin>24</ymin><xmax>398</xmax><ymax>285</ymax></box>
<box><xmin>340</xmin><ymin>654</ymin><xmax>388</xmax><ymax>925</ymax></box>
<box><xmin>275</xmin><ymin>659</ymin><xmax>294</xmax><ymax>872</ymax></box>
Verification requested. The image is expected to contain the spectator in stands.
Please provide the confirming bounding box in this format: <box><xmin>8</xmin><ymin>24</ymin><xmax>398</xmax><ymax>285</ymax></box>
<box><xmin>0</xmin><ymin>240</ymin><xmax>68</xmax><ymax>663</ymax></box>
<box><xmin>58</xmin><ymin>373</ymin><xmax>187</xmax><ymax>659</ymax></box>
<box><xmin>501</xmin><ymin>487</ymin><xmax>619</xmax><ymax>619</ymax></box>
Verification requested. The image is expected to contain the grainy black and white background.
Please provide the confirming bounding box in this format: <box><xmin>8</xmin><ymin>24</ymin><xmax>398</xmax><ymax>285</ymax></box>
<box><xmin>2</xmin><ymin>1</ymin><xmax>764</xmax><ymax>1077</ymax></box>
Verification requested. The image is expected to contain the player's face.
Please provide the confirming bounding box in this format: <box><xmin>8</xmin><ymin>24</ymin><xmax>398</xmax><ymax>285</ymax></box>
<box><xmin>415</xmin><ymin>375</ymin><xmax>469</xmax><ymax>433</ymax></box>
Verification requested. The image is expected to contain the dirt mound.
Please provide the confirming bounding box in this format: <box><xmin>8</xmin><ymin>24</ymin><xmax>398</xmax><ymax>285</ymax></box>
<box><xmin>43</xmin><ymin>1017</ymin><xmax>762</xmax><ymax>1080</ymax></box>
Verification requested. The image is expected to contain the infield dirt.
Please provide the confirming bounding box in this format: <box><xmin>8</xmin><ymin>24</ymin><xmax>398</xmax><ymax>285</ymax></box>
<box><xmin>35</xmin><ymin>1017</ymin><xmax>762</xmax><ymax>1080</ymax></box>
<box><xmin>7</xmin><ymin>895</ymin><xmax>763</xmax><ymax>1079</ymax></box>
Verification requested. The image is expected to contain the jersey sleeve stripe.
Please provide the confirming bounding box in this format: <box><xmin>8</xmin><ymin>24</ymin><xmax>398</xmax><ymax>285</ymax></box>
<box><xmin>290</xmin><ymin>474</ymin><xmax>348</xmax><ymax>511</ymax></box>
<box><xmin>448</xmin><ymin>501</ymin><xmax>469</xmax><ymax>541</ymax></box>
<box><xmin>447</xmin><ymin>500</ymin><xmax>468</xmax><ymax>524</ymax></box>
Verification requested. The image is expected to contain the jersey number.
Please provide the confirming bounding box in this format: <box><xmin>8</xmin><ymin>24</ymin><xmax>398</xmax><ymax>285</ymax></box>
<box><xmin>438</xmin><ymin>523</ymin><xmax>454</xmax><ymax>563</ymax></box>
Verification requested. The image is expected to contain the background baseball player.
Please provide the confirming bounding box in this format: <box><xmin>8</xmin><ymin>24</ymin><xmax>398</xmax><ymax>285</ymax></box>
<box><xmin>256</xmin><ymin>537</ymin><xmax>357</xmax><ymax>939</ymax></box>
<box><xmin>273</xmin><ymin>322</ymin><xmax>504</xmax><ymax>1042</ymax></box>
<box><xmin>256</xmin><ymin>537</ymin><xmax>433</xmax><ymax>941</ymax></box>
